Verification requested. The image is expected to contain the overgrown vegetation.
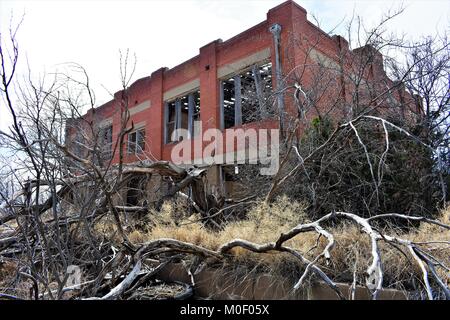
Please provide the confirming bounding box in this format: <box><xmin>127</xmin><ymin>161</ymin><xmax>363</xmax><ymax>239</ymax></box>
<box><xmin>277</xmin><ymin>116</ymin><xmax>444</xmax><ymax>218</ymax></box>
<box><xmin>115</xmin><ymin>197</ymin><xmax>449</xmax><ymax>296</ymax></box>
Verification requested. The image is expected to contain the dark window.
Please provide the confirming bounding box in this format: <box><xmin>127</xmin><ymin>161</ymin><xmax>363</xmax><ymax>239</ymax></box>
<box><xmin>191</xmin><ymin>90</ymin><xmax>201</xmax><ymax>137</ymax></box>
<box><xmin>126</xmin><ymin>177</ymin><xmax>146</xmax><ymax>206</ymax></box>
<box><xmin>222</xmin><ymin>165</ymin><xmax>239</xmax><ymax>182</ymax></box>
<box><xmin>166</xmin><ymin>101</ymin><xmax>177</xmax><ymax>143</ymax></box>
<box><xmin>99</xmin><ymin>125</ymin><xmax>113</xmax><ymax>160</ymax></box>
<box><xmin>222</xmin><ymin>78</ymin><xmax>236</xmax><ymax>129</ymax></box>
<box><xmin>180</xmin><ymin>95</ymin><xmax>189</xmax><ymax>141</ymax></box>
<box><xmin>74</xmin><ymin>132</ymin><xmax>87</xmax><ymax>159</ymax></box>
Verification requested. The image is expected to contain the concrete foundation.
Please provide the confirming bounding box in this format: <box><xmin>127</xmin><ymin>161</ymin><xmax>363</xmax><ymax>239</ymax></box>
<box><xmin>157</xmin><ymin>263</ymin><xmax>407</xmax><ymax>300</ymax></box>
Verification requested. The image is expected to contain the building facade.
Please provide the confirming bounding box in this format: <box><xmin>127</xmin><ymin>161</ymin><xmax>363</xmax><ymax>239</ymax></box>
<box><xmin>66</xmin><ymin>1</ymin><xmax>420</xmax><ymax>202</ymax></box>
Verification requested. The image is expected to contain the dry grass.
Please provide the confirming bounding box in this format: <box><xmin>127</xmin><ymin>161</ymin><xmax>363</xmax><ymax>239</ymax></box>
<box><xmin>0</xmin><ymin>260</ymin><xmax>17</xmax><ymax>282</ymax></box>
<box><xmin>0</xmin><ymin>260</ymin><xmax>31</xmax><ymax>299</ymax></box>
<box><xmin>122</xmin><ymin>196</ymin><xmax>450</xmax><ymax>291</ymax></box>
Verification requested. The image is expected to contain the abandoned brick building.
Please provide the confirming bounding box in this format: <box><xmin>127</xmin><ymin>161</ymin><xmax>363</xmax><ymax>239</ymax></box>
<box><xmin>66</xmin><ymin>0</ymin><xmax>421</xmax><ymax>206</ymax></box>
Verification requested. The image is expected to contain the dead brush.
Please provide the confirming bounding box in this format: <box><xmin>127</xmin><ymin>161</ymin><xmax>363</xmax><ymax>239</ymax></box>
<box><xmin>0</xmin><ymin>260</ymin><xmax>29</xmax><ymax>299</ymax></box>
<box><xmin>125</xmin><ymin>197</ymin><xmax>449</xmax><ymax>293</ymax></box>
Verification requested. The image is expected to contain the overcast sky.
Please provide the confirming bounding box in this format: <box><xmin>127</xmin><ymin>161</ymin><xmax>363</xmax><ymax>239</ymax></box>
<box><xmin>0</xmin><ymin>0</ymin><xmax>449</xmax><ymax>134</ymax></box>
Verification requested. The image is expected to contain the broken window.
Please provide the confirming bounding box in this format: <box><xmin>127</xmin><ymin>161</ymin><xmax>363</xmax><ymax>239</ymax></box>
<box><xmin>73</xmin><ymin>132</ymin><xmax>87</xmax><ymax>159</ymax></box>
<box><xmin>180</xmin><ymin>95</ymin><xmax>189</xmax><ymax>140</ymax></box>
<box><xmin>241</xmin><ymin>69</ymin><xmax>259</xmax><ymax>124</ymax></box>
<box><xmin>220</xmin><ymin>62</ymin><xmax>273</xmax><ymax>129</ymax></box>
<box><xmin>222</xmin><ymin>77</ymin><xmax>236</xmax><ymax>129</ymax></box>
<box><xmin>99</xmin><ymin>125</ymin><xmax>113</xmax><ymax>160</ymax></box>
<box><xmin>128</xmin><ymin>128</ymin><xmax>145</xmax><ymax>155</ymax></box>
<box><xmin>190</xmin><ymin>90</ymin><xmax>201</xmax><ymax>137</ymax></box>
<box><xmin>166</xmin><ymin>101</ymin><xmax>177</xmax><ymax>143</ymax></box>
<box><xmin>164</xmin><ymin>89</ymin><xmax>201</xmax><ymax>143</ymax></box>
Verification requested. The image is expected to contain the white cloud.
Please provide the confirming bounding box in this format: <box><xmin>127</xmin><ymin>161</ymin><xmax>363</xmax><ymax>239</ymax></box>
<box><xmin>0</xmin><ymin>0</ymin><xmax>448</xmax><ymax>134</ymax></box>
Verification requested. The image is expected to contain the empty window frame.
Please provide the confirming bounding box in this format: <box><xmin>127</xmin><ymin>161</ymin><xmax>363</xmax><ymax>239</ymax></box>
<box><xmin>166</xmin><ymin>100</ymin><xmax>177</xmax><ymax>143</ymax></box>
<box><xmin>128</xmin><ymin>128</ymin><xmax>145</xmax><ymax>155</ymax></box>
<box><xmin>222</xmin><ymin>77</ymin><xmax>236</xmax><ymax>129</ymax></box>
<box><xmin>73</xmin><ymin>132</ymin><xmax>86</xmax><ymax>158</ymax></box>
<box><xmin>164</xmin><ymin>89</ymin><xmax>200</xmax><ymax>143</ymax></box>
<box><xmin>99</xmin><ymin>125</ymin><xmax>113</xmax><ymax>160</ymax></box>
<box><xmin>220</xmin><ymin>62</ymin><xmax>273</xmax><ymax>129</ymax></box>
<box><xmin>190</xmin><ymin>91</ymin><xmax>201</xmax><ymax>137</ymax></box>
